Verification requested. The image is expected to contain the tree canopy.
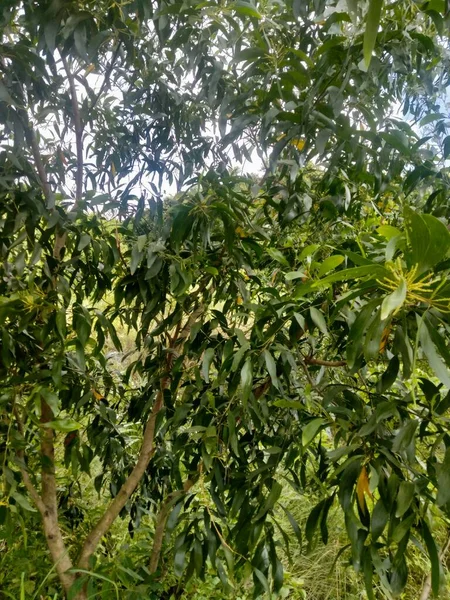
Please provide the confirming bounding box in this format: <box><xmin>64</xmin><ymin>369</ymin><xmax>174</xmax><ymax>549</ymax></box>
<box><xmin>2</xmin><ymin>1</ymin><xmax>450</xmax><ymax>598</ymax></box>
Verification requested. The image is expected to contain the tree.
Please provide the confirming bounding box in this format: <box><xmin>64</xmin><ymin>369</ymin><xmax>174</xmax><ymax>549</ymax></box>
<box><xmin>1</xmin><ymin>0</ymin><xmax>450</xmax><ymax>598</ymax></box>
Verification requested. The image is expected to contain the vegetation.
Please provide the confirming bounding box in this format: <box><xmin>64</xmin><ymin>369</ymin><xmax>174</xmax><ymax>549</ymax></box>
<box><xmin>2</xmin><ymin>0</ymin><xmax>450</xmax><ymax>598</ymax></box>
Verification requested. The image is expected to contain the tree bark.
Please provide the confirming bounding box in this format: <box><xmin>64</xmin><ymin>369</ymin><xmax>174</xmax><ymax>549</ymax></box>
<box><xmin>148</xmin><ymin>479</ymin><xmax>195</xmax><ymax>574</ymax></box>
<box><xmin>77</xmin><ymin>381</ymin><xmax>167</xmax><ymax>570</ymax></box>
<box><xmin>40</xmin><ymin>400</ymin><xmax>76</xmax><ymax>595</ymax></box>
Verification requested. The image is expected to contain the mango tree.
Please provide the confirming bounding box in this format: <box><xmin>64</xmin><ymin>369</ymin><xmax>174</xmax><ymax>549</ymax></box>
<box><xmin>2</xmin><ymin>1</ymin><xmax>450</xmax><ymax>598</ymax></box>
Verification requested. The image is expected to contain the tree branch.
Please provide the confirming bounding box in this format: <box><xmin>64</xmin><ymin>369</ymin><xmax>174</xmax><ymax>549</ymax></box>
<box><xmin>304</xmin><ymin>357</ymin><xmax>347</xmax><ymax>367</ymax></box>
<box><xmin>148</xmin><ymin>479</ymin><xmax>195</xmax><ymax>574</ymax></box>
<box><xmin>61</xmin><ymin>54</ymin><xmax>83</xmax><ymax>203</ymax></box>
<box><xmin>19</xmin><ymin>111</ymin><xmax>67</xmax><ymax>260</ymax></box>
<box><xmin>40</xmin><ymin>399</ymin><xmax>75</xmax><ymax>594</ymax></box>
<box><xmin>20</xmin><ymin>115</ymin><xmax>52</xmax><ymax>204</ymax></box>
<box><xmin>89</xmin><ymin>41</ymin><xmax>122</xmax><ymax>114</ymax></box>
<box><xmin>77</xmin><ymin>308</ymin><xmax>202</xmax><ymax>570</ymax></box>
<box><xmin>13</xmin><ymin>406</ymin><xmax>47</xmax><ymax>515</ymax></box>
<box><xmin>77</xmin><ymin>380</ymin><xmax>167</xmax><ymax>569</ymax></box>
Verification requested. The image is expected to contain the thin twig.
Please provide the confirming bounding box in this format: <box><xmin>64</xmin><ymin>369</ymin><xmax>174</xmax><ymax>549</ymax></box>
<box><xmin>89</xmin><ymin>41</ymin><xmax>122</xmax><ymax>114</ymax></box>
<box><xmin>299</xmin><ymin>359</ymin><xmax>315</xmax><ymax>388</ymax></box>
<box><xmin>20</xmin><ymin>116</ymin><xmax>52</xmax><ymax>203</ymax></box>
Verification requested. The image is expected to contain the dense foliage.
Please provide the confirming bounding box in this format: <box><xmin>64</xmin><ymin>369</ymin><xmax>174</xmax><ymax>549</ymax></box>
<box><xmin>2</xmin><ymin>0</ymin><xmax>450</xmax><ymax>598</ymax></box>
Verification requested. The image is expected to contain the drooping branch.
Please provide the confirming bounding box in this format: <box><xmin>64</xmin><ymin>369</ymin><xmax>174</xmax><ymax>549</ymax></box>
<box><xmin>61</xmin><ymin>53</ymin><xmax>84</xmax><ymax>203</ymax></box>
<box><xmin>148</xmin><ymin>479</ymin><xmax>195</xmax><ymax>574</ymax></box>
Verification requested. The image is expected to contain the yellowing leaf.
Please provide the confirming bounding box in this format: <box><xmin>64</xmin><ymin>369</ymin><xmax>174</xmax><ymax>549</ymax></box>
<box><xmin>356</xmin><ymin>466</ymin><xmax>372</xmax><ymax>513</ymax></box>
<box><xmin>235</xmin><ymin>226</ymin><xmax>248</xmax><ymax>238</ymax></box>
<box><xmin>379</xmin><ymin>325</ymin><xmax>391</xmax><ymax>353</ymax></box>
<box><xmin>380</xmin><ymin>278</ymin><xmax>406</xmax><ymax>320</ymax></box>
<box><xmin>92</xmin><ymin>388</ymin><xmax>104</xmax><ymax>401</ymax></box>
<box><xmin>291</xmin><ymin>138</ymin><xmax>305</xmax><ymax>151</ymax></box>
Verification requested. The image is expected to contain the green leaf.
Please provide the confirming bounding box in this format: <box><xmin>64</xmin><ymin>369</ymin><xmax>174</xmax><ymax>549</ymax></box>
<box><xmin>299</xmin><ymin>244</ymin><xmax>319</xmax><ymax>260</ymax></box>
<box><xmin>201</xmin><ymin>348</ymin><xmax>215</xmax><ymax>383</ymax></box>
<box><xmin>240</xmin><ymin>357</ymin><xmax>253</xmax><ymax>405</ymax></box>
<box><xmin>436</xmin><ymin>447</ymin><xmax>450</xmax><ymax>507</ymax></box>
<box><xmin>263</xmin><ymin>349</ymin><xmax>279</xmax><ymax>390</ymax></box>
<box><xmin>404</xmin><ymin>207</ymin><xmax>450</xmax><ymax>273</ymax></box>
<box><xmin>419</xmin><ymin>317</ymin><xmax>450</xmax><ymax>388</ymax></box>
<box><xmin>317</xmin><ymin>255</ymin><xmax>345</xmax><ymax>277</ymax></box>
<box><xmin>312</xmin><ymin>265</ymin><xmax>387</xmax><ymax>288</ymax></box>
<box><xmin>11</xmin><ymin>491</ymin><xmax>37</xmax><ymax>512</ymax></box>
<box><xmin>376</xmin><ymin>355</ymin><xmax>399</xmax><ymax>393</ymax></box>
<box><xmin>281</xmin><ymin>505</ymin><xmax>302</xmax><ymax>549</ymax></box>
<box><xmin>39</xmin><ymin>388</ymin><xmax>60</xmax><ymax>415</ymax></box>
<box><xmin>391</xmin><ymin>514</ymin><xmax>415</xmax><ymax>543</ymax></box>
<box><xmin>309</xmin><ymin>307</ymin><xmax>328</xmax><ymax>335</ymax></box>
<box><xmin>43</xmin><ymin>419</ymin><xmax>82</xmax><ymax>432</ymax></box>
<box><xmin>255</xmin><ymin>481</ymin><xmax>282</xmax><ymax>520</ymax></box>
<box><xmin>396</xmin><ymin>482</ymin><xmax>415</xmax><ymax>518</ymax></box>
<box><xmin>364</xmin><ymin>0</ymin><xmax>383</xmax><ymax>68</ymax></box>
<box><xmin>285</xmin><ymin>270</ymin><xmax>307</xmax><ymax>281</ymax></box>
<box><xmin>77</xmin><ymin>233</ymin><xmax>91</xmax><ymax>251</ymax></box>
<box><xmin>302</xmin><ymin>418</ymin><xmax>326</xmax><ymax>447</ymax></box>
<box><xmin>305</xmin><ymin>498</ymin><xmax>326</xmax><ymax>548</ymax></box>
<box><xmin>377</xmin><ymin>225</ymin><xmax>402</xmax><ymax>240</ymax></box>
<box><xmin>362</xmin><ymin>548</ymin><xmax>375</xmax><ymax>600</ymax></box>
<box><xmin>174</xmin><ymin>545</ymin><xmax>187</xmax><ymax>578</ymax></box>
<box><xmin>392</xmin><ymin>420</ymin><xmax>418</xmax><ymax>454</ymax></box>
<box><xmin>267</xmin><ymin>247</ymin><xmax>290</xmax><ymax>267</ymax></box>
<box><xmin>371</xmin><ymin>498</ymin><xmax>388</xmax><ymax>540</ymax></box>
<box><xmin>421</xmin><ymin>519</ymin><xmax>440</xmax><ymax>597</ymax></box>
<box><xmin>380</xmin><ymin>278</ymin><xmax>406</xmax><ymax>320</ymax></box>
<box><xmin>56</xmin><ymin>310</ymin><xmax>66</xmax><ymax>339</ymax></box>
<box><xmin>443</xmin><ymin>135</ymin><xmax>450</xmax><ymax>159</ymax></box>
<box><xmin>233</xmin><ymin>1</ymin><xmax>262</xmax><ymax>19</ymax></box>
<box><xmin>0</xmin><ymin>80</ymin><xmax>16</xmax><ymax>105</ymax></box>
<box><xmin>130</xmin><ymin>244</ymin><xmax>143</xmax><ymax>275</ymax></box>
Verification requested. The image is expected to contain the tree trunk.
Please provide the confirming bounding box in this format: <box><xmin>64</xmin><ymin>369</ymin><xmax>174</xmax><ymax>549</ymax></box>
<box><xmin>148</xmin><ymin>480</ymin><xmax>195</xmax><ymax>574</ymax></box>
<box><xmin>40</xmin><ymin>400</ymin><xmax>76</xmax><ymax>595</ymax></box>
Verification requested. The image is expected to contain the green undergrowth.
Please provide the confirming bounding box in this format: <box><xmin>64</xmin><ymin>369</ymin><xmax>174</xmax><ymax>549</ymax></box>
<box><xmin>2</xmin><ymin>481</ymin><xmax>450</xmax><ymax>599</ymax></box>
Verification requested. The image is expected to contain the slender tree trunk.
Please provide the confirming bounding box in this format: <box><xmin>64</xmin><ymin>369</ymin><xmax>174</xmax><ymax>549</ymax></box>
<box><xmin>148</xmin><ymin>480</ymin><xmax>195</xmax><ymax>574</ymax></box>
<box><xmin>77</xmin><ymin>382</ymin><xmax>168</xmax><ymax>570</ymax></box>
<box><xmin>40</xmin><ymin>400</ymin><xmax>76</xmax><ymax>595</ymax></box>
<box><xmin>18</xmin><ymin>311</ymin><xmax>200</xmax><ymax>598</ymax></box>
